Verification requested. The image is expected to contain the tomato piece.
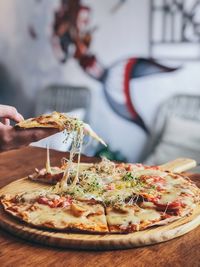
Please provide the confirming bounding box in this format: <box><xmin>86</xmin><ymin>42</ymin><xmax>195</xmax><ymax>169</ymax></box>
<box><xmin>156</xmin><ymin>185</ymin><xmax>166</xmax><ymax>191</ymax></box>
<box><xmin>62</xmin><ymin>196</ymin><xmax>72</xmax><ymax>207</ymax></box>
<box><xmin>116</xmin><ymin>163</ymin><xmax>125</xmax><ymax>168</ymax></box>
<box><xmin>62</xmin><ymin>201</ymin><xmax>71</xmax><ymax>207</ymax></box>
<box><xmin>37</xmin><ymin>197</ymin><xmax>49</xmax><ymax>205</ymax></box>
<box><xmin>162</xmin><ymin>213</ymin><xmax>172</xmax><ymax>219</ymax></box>
<box><xmin>148</xmin><ymin>197</ymin><xmax>161</xmax><ymax>203</ymax></box>
<box><xmin>48</xmin><ymin>201</ymin><xmax>55</xmax><ymax>208</ymax></box>
<box><xmin>141</xmin><ymin>175</ymin><xmax>166</xmax><ymax>187</ymax></box>
<box><xmin>106</xmin><ymin>183</ymin><xmax>115</xmax><ymax>190</ymax></box>
<box><xmin>50</xmin><ymin>199</ymin><xmax>63</xmax><ymax>208</ymax></box>
<box><xmin>37</xmin><ymin>195</ymin><xmax>72</xmax><ymax>208</ymax></box>
<box><xmin>141</xmin><ymin>193</ymin><xmax>160</xmax><ymax>203</ymax></box>
<box><xmin>152</xmin><ymin>176</ymin><xmax>165</xmax><ymax>183</ymax></box>
<box><xmin>154</xmin><ymin>200</ymin><xmax>182</xmax><ymax>211</ymax></box>
<box><xmin>125</xmin><ymin>164</ymin><xmax>132</xmax><ymax>171</ymax></box>
<box><xmin>144</xmin><ymin>165</ymin><xmax>159</xmax><ymax>170</ymax></box>
<box><xmin>65</xmin><ymin>196</ymin><xmax>72</xmax><ymax>204</ymax></box>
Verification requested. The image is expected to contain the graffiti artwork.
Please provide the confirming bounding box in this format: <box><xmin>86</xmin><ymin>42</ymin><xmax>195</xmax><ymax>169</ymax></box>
<box><xmin>52</xmin><ymin>0</ymin><xmax>177</xmax><ymax>133</ymax></box>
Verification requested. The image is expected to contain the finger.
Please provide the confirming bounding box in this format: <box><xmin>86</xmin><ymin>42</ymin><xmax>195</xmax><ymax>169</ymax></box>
<box><xmin>0</xmin><ymin>122</ymin><xmax>12</xmax><ymax>129</ymax></box>
<box><xmin>2</xmin><ymin>118</ymin><xmax>10</xmax><ymax>126</ymax></box>
<box><xmin>0</xmin><ymin>105</ymin><xmax>24</xmax><ymax>123</ymax></box>
<box><xmin>16</xmin><ymin>113</ymin><xmax>24</xmax><ymax>121</ymax></box>
<box><xmin>0</xmin><ymin>122</ymin><xmax>13</xmax><ymax>128</ymax></box>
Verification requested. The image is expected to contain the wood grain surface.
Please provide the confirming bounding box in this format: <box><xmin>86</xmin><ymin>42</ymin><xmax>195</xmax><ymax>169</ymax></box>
<box><xmin>0</xmin><ymin>147</ymin><xmax>200</xmax><ymax>267</ymax></box>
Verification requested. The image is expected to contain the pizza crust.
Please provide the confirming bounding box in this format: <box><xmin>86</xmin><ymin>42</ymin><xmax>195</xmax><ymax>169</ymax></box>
<box><xmin>16</xmin><ymin>112</ymin><xmax>69</xmax><ymax>131</ymax></box>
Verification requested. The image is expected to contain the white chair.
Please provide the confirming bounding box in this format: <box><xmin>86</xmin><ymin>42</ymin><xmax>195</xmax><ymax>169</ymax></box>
<box><xmin>35</xmin><ymin>84</ymin><xmax>91</xmax><ymax>121</ymax></box>
<box><xmin>141</xmin><ymin>94</ymin><xmax>200</xmax><ymax>167</ymax></box>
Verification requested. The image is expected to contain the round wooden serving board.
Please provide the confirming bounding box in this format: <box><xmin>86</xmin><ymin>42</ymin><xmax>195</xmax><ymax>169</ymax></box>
<box><xmin>0</xmin><ymin>177</ymin><xmax>200</xmax><ymax>250</ymax></box>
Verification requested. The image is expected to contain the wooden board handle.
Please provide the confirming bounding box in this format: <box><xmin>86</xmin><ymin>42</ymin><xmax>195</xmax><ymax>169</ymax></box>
<box><xmin>159</xmin><ymin>158</ymin><xmax>197</xmax><ymax>173</ymax></box>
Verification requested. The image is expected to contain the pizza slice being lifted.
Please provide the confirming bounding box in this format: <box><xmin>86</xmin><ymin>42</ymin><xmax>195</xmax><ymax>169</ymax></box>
<box><xmin>16</xmin><ymin>111</ymin><xmax>106</xmax><ymax>146</ymax></box>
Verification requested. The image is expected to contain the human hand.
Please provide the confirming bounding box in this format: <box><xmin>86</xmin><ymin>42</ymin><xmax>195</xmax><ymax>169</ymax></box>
<box><xmin>0</xmin><ymin>105</ymin><xmax>57</xmax><ymax>152</ymax></box>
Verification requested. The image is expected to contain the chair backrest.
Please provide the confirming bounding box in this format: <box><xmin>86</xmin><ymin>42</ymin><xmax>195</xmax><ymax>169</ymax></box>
<box><xmin>35</xmin><ymin>85</ymin><xmax>91</xmax><ymax>121</ymax></box>
<box><xmin>141</xmin><ymin>94</ymin><xmax>200</xmax><ymax>161</ymax></box>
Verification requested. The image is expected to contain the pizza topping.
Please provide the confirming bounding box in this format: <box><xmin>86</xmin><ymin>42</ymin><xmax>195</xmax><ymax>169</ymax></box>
<box><xmin>113</xmin><ymin>205</ymin><xmax>129</xmax><ymax>214</ymax></box>
<box><xmin>154</xmin><ymin>200</ymin><xmax>183</xmax><ymax>211</ymax></box>
<box><xmin>37</xmin><ymin>197</ymin><xmax>49</xmax><ymax>205</ymax></box>
<box><xmin>15</xmin><ymin>191</ymin><xmax>46</xmax><ymax>203</ymax></box>
<box><xmin>106</xmin><ymin>183</ymin><xmax>115</xmax><ymax>191</ymax></box>
<box><xmin>26</xmin><ymin>158</ymin><xmax>199</xmax><ymax>216</ymax></box>
<box><xmin>70</xmin><ymin>202</ymin><xmax>87</xmax><ymax>217</ymax></box>
<box><xmin>37</xmin><ymin>195</ymin><xmax>72</xmax><ymax>208</ymax></box>
<box><xmin>122</xmin><ymin>172</ymin><xmax>136</xmax><ymax>181</ymax></box>
<box><xmin>144</xmin><ymin>165</ymin><xmax>160</xmax><ymax>170</ymax></box>
<box><xmin>29</xmin><ymin>167</ymin><xmax>64</xmax><ymax>184</ymax></box>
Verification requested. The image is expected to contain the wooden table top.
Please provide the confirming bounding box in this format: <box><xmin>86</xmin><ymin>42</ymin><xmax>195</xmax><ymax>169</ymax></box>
<box><xmin>0</xmin><ymin>147</ymin><xmax>199</xmax><ymax>267</ymax></box>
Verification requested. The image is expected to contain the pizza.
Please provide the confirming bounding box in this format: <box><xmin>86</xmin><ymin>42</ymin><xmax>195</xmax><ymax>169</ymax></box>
<box><xmin>1</xmin><ymin>158</ymin><xmax>200</xmax><ymax>234</ymax></box>
<box><xmin>16</xmin><ymin>111</ymin><xmax>106</xmax><ymax>190</ymax></box>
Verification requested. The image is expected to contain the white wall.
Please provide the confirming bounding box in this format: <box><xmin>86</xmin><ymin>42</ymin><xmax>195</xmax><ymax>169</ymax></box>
<box><xmin>0</xmin><ymin>0</ymin><xmax>18</xmax><ymax>79</ymax></box>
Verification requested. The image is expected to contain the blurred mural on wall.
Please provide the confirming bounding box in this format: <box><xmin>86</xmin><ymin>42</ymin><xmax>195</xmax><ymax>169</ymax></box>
<box><xmin>52</xmin><ymin>0</ymin><xmax>177</xmax><ymax>133</ymax></box>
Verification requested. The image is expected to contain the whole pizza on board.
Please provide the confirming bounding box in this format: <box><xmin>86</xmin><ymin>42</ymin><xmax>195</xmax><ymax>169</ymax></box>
<box><xmin>0</xmin><ymin>112</ymin><xmax>199</xmax><ymax>234</ymax></box>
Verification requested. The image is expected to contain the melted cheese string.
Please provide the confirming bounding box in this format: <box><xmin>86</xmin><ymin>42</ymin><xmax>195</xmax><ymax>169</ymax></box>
<box><xmin>46</xmin><ymin>145</ymin><xmax>52</xmax><ymax>174</ymax></box>
<box><xmin>56</xmin><ymin>129</ymin><xmax>84</xmax><ymax>191</ymax></box>
<box><xmin>49</xmin><ymin>116</ymin><xmax>105</xmax><ymax>192</ymax></box>
<box><xmin>58</xmin><ymin>134</ymin><xmax>75</xmax><ymax>191</ymax></box>
<box><xmin>71</xmin><ymin>128</ymin><xmax>84</xmax><ymax>187</ymax></box>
